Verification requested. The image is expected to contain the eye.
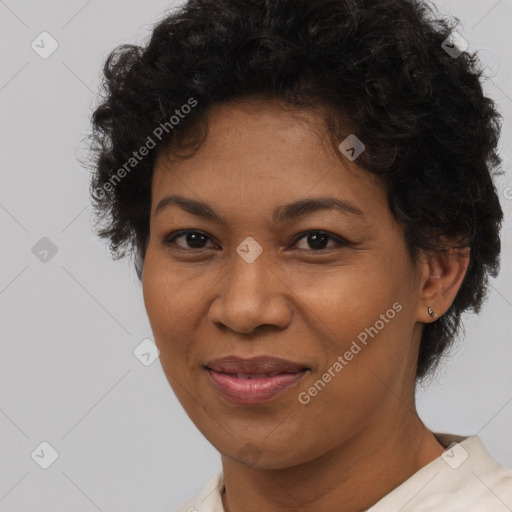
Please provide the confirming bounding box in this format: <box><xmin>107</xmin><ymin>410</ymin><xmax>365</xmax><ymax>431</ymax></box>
<box><xmin>163</xmin><ymin>230</ymin><xmax>218</xmax><ymax>251</ymax></box>
<box><xmin>163</xmin><ymin>229</ymin><xmax>346</xmax><ymax>252</ymax></box>
<box><xmin>290</xmin><ymin>230</ymin><xmax>347</xmax><ymax>251</ymax></box>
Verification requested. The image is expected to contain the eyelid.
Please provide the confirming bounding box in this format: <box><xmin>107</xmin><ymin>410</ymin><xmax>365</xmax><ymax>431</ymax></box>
<box><xmin>163</xmin><ymin>229</ymin><xmax>349</xmax><ymax>252</ymax></box>
<box><xmin>164</xmin><ymin>229</ymin><xmax>219</xmax><ymax>250</ymax></box>
<box><xmin>289</xmin><ymin>230</ymin><xmax>348</xmax><ymax>251</ymax></box>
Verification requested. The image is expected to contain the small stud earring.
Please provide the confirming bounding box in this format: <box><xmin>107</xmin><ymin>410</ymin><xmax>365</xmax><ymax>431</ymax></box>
<box><xmin>427</xmin><ymin>307</ymin><xmax>437</xmax><ymax>318</ymax></box>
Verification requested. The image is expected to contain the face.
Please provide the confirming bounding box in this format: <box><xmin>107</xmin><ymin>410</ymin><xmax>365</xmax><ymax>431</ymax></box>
<box><xmin>142</xmin><ymin>98</ymin><xmax>425</xmax><ymax>469</ymax></box>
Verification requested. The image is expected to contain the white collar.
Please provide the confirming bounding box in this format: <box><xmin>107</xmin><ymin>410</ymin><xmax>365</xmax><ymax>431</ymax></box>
<box><xmin>176</xmin><ymin>433</ymin><xmax>512</xmax><ymax>512</ymax></box>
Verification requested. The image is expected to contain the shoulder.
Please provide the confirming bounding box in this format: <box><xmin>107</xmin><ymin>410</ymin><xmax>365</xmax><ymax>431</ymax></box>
<box><xmin>172</xmin><ymin>471</ymin><xmax>224</xmax><ymax>512</ymax></box>
<box><xmin>369</xmin><ymin>433</ymin><xmax>512</xmax><ymax>511</ymax></box>
<box><xmin>412</xmin><ymin>434</ymin><xmax>512</xmax><ymax>511</ymax></box>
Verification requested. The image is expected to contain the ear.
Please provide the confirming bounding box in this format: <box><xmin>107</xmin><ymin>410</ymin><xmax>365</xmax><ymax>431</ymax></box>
<box><xmin>416</xmin><ymin>245</ymin><xmax>470</xmax><ymax>323</ymax></box>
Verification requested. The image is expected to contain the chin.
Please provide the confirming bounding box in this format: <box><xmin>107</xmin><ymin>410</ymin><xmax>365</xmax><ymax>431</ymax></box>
<box><xmin>217</xmin><ymin>436</ymin><xmax>319</xmax><ymax>470</ymax></box>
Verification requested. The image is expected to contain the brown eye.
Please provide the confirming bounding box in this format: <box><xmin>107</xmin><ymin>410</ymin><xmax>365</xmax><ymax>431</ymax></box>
<box><xmin>291</xmin><ymin>231</ymin><xmax>347</xmax><ymax>251</ymax></box>
<box><xmin>164</xmin><ymin>230</ymin><xmax>217</xmax><ymax>250</ymax></box>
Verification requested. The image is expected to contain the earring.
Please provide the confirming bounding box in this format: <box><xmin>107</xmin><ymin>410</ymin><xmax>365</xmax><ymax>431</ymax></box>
<box><xmin>427</xmin><ymin>307</ymin><xmax>437</xmax><ymax>318</ymax></box>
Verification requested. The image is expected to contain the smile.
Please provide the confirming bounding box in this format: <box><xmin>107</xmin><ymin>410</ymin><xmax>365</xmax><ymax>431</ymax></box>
<box><xmin>205</xmin><ymin>368</ymin><xmax>309</xmax><ymax>405</ymax></box>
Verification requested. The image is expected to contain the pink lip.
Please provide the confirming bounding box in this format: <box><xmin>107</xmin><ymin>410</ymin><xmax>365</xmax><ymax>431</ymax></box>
<box><xmin>206</xmin><ymin>368</ymin><xmax>308</xmax><ymax>404</ymax></box>
<box><xmin>205</xmin><ymin>355</ymin><xmax>309</xmax><ymax>374</ymax></box>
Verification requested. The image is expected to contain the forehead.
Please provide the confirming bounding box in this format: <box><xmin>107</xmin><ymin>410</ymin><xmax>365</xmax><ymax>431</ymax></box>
<box><xmin>156</xmin><ymin>98</ymin><xmax>334</xmax><ymax>169</ymax></box>
<box><xmin>151</xmin><ymin>98</ymin><xmax>387</xmax><ymax>220</ymax></box>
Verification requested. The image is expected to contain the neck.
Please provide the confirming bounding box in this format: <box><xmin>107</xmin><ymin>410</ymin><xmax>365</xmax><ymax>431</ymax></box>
<box><xmin>220</xmin><ymin>413</ymin><xmax>445</xmax><ymax>512</ymax></box>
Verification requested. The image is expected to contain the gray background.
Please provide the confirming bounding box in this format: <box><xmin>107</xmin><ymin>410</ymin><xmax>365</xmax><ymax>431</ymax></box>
<box><xmin>0</xmin><ymin>0</ymin><xmax>511</xmax><ymax>510</ymax></box>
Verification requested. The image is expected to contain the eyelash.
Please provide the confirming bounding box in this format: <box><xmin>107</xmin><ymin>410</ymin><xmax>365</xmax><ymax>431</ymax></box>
<box><xmin>163</xmin><ymin>229</ymin><xmax>348</xmax><ymax>253</ymax></box>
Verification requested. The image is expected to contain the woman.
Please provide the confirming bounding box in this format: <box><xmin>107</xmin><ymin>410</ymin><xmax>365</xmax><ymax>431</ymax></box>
<box><xmin>87</xmin><ymin>0</ymin><xmax>512</xmax><ymax>510</ymax></box>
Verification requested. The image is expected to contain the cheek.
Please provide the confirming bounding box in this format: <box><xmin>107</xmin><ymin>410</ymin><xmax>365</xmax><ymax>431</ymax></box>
<box><xmin>142</xmin><ymin>249</ymin><xmax>200</xmax><ymax>331</ymax></box>
<box><xmin>296</xmin><ymin>257</ymin><xmax>405</xmax><ymax>333</ymax></box>
<box><xmin>142</xmin><ymin>263</ymin><xmax>201</xmax><ymax>403</ymax></box>
<box><xmin>294</xmin><ymin>253</ymin><xmax>415</xmax><ymax>385</ymax></box>
<box><xmin>142</xmin><ymin>253</ymin><xmax>192</xmax><ymax>361</ymax></box>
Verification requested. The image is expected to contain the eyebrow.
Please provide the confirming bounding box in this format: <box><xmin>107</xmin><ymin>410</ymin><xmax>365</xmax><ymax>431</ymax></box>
<box><xmin>154</xmin><ymin>194</ymin><xmax>365</xmax><ymax>224</ymax></box>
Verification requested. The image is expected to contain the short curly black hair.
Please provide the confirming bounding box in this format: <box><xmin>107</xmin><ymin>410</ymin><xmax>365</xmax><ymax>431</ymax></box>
<box><xmin>86</xmin><ymin>0</ymin><xmax>504</xmax><ymax>382</ymax></box>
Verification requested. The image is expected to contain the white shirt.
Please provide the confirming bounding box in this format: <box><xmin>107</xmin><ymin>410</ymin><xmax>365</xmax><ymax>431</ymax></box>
<box><xmin>173</xmin><ymin>433</ymin><xmax>512</xmax><ymax>511</ymax></box>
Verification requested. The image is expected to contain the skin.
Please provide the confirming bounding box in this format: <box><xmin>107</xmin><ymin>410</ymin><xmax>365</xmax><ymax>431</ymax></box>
<box><xmin>142</xmin><ymin>97</ymin><xmax>470</xmax><ymax>512</ymax></box>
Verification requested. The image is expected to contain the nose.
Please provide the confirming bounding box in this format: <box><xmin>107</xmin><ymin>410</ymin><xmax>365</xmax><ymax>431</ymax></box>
<box><xmin>208</xmin><ymin>252</ymin><xmax>293</xmax><ymax>334</ymax></box>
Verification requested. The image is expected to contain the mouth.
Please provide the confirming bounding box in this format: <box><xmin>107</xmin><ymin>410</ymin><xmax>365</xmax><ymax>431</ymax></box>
<box><xmin>204</xmin><ymin>355</ymin><xmax>310</xmax><ymax>405</ymax></box>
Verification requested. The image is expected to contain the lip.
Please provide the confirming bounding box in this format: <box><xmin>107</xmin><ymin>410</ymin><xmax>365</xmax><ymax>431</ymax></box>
<box><xmin>204</xmin><ymin>356</ymin><xmax>310</xmax><ymax>405</ymax></box>
<box><xmin>205</xmin><ymin>355</ymin><xmax>309</xmax><ymax>374</ymax></box>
